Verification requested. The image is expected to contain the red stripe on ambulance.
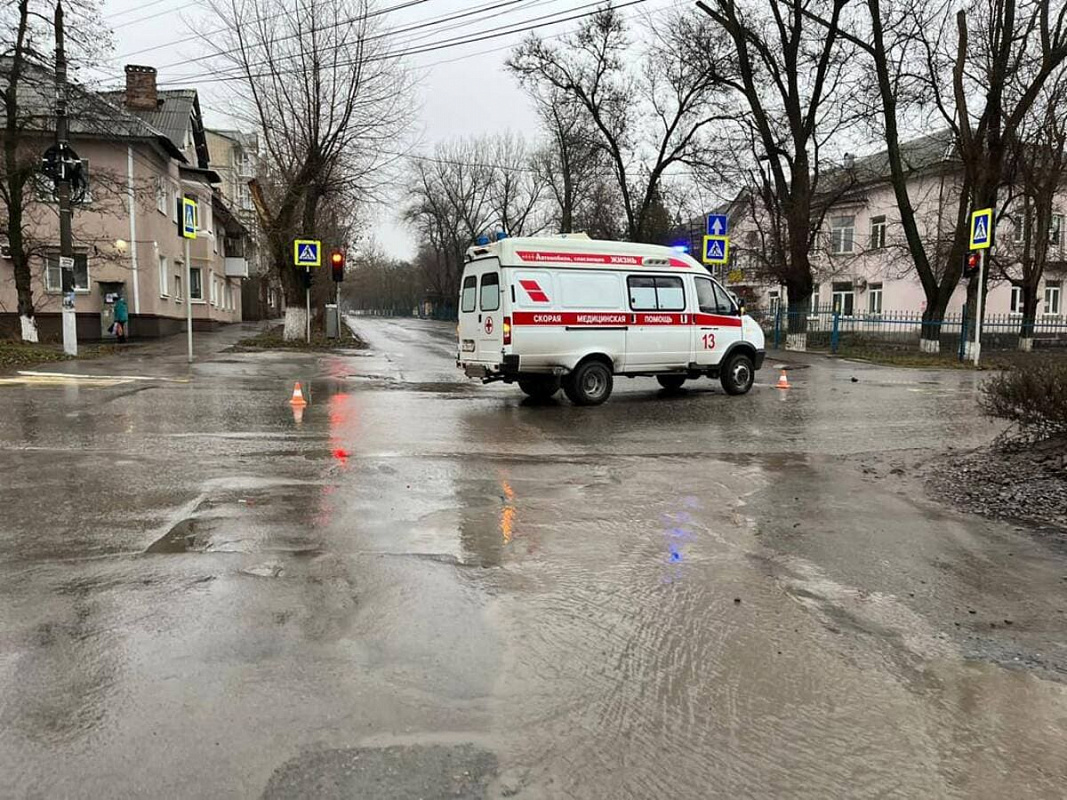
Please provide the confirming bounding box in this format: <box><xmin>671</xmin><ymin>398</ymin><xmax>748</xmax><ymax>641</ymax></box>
<box><xmin>518</xmin><ymin>279</ymin><xmax>550</xmax><ymax>303</ymax></box>
<box><xmin>512</xmin><ymin>312</ymin><xmax>742</xmax><ymax>327</ymax></box>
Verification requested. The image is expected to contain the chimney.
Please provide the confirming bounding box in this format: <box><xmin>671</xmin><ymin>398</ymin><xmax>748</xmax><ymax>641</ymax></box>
<box><xmin>124</xmin><ymin>65</ymin><xmax>158</xmax><ymax>110</ymax></box>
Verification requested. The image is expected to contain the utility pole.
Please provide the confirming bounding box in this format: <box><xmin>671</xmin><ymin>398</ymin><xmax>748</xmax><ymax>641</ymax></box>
<box><xmin>54</xmin><ymin>1</ymin><xmax>77</xmax><ymax>356</ymax></box>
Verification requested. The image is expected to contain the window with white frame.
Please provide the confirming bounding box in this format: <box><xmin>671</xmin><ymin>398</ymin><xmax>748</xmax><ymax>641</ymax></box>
<box><xmin>1045</xmin><ymin>280</ymin><xmax>1062</xmax><ymax>316</ymax></box>
<box><xmin>832</xmin><ymin>281</ymin><xmax>855</xmax><ymax>315</ymax></box>
<box><xmin>155</xmin><ymin>177</ymin><xmax>168</xmax><ymax>214</ymax></box>
<box><xmin>44</xmin><ymin>253</ymin><xmax>89</xmax><ymax>292</ymax></box>
<box><xmin>768</xmin><ymin>290</ymin><xmax>781</xmax><ymax>315</ymax></box>
<box><xmin>868</xmin><ymin>282</ymin><xmax>883</xmax><ymax>314</ymax></box>
<box><xmin>1051</xmin><ymin>214</ymin><xmax>1064</xmax><ymax>248</ymax></box>
<box><xmin>174</xmin><ymin>273</ymin><xmax>183</xmax><ymax>300</ymax></box>
<box><xmin>172</xmin><ymin>190</ymin><xmax>180</xmax><ymax>223</ymax></box>
<box><xmin>830</xmin><ymin>216</ymin><xmax>855</xmax><ymax>254</ymax></box>
<box><xmin>1010</xmin><ymin>285</ymin><xmax>1023</xmax><ymax>314</ymax></box>
<box><xmin>869</xmin><ymin>216</ymin><xmax>887</xmax><ymax>250</ymax></box>
<box><xmin>1014</xmin><ymin>215</ymin><xmax>1026</xmax><ymax>243</ymax></box>
<box><xmin>809</xmin><ymin>284</ymin><xmax>821</xmax><ymax>314</ymax></box>
<box><xmin>159</xmin><ymin>255</ymin><xmax>169</xmax><ymax>296</ymax></box>
<box><xmin>190</xmin><ymin>267</ymin><xmax>203</xmax><ymax>301</ymax></box>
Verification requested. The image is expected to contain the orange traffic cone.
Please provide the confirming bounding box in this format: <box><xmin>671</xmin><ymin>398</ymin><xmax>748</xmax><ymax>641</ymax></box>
<box><xmin>289</xmin><ymin>381</ymin><xmax>308</xmax><ymax>406</ymax></box>
<box><xmin>776</xmin><ymin>370</ymin><xmax>790</xmax><ymax>390</ymax></box>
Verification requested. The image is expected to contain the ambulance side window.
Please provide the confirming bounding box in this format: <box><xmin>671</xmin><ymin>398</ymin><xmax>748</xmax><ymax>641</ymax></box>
<box><xmin>480</xmin><ymin>273</ymin><xmax>500</xmax><ymax>311</ymax></box>
<box><xmin>628</xmin><ymin>276</ymin><xmax>658</xmax><ymax>310</ymax></box>
<box><xmin>656</xmin><ymin>277</ymin><xmax>685</xmax><ymax>310</ymax></box>
<box><xmin>461</xmin><ymin>275</ymin><xmax>477</xmax><ymax>313</ymax></box>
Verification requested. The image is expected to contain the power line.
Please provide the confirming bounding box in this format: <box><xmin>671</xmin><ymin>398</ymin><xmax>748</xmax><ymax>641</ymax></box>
<box><xmin>156</xmin><ymin>0</ymin><xmax>644</xmax><ymax>87</ymax></box>
<box><xmin>111</xmin><ymin>1</ymin><xmax>201</xmax><ymax>31</ymax></box>
<box><xmin>111</xmin><ymin>0</ymin><xmax>532</xmax><ymax>84</ymax></box>
<box><xmin>110</xmin><ymin>0</ymin><xmax>434</xmax><ymax>63</ymax></box>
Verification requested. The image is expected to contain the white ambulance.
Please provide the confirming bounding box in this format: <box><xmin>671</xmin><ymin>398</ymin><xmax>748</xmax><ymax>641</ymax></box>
<box><xmin>457</xmin><ymin>235</ymin><xmax>766</xmax><ymax>405</ymax></box>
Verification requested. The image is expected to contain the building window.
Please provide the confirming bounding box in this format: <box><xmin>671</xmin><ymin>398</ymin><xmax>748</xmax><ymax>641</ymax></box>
<box><xmin>1014</xmin><ymin>215</ymin><xmax>1026</xmax><ymax>244</ymax></box>
<box><xmin>44</xmin><ymin>253</ymin><xmax>89</xmax><ymax>292</ymax></box>
<box><xmin>190</xmin><ymin>267</ymin><xmax>203</xmax><ymax>301</ymax></box>
<box><xmin>172</xmin><ymin>191</ymin><xmax>180</xmax><ymax>223</ymax></box>
<box><xmin>869</xmin><ymin>216</ymin><xmax>887</xmax><ymax>250</ymax></box>
<box><xmin>155</xmin><ymin>177</ymin><xmax>168</xmax><ymax>214</ymax></box>
<box><xmin>809</xmin><ymin>284</ymin><xmax>821</xmax><ymax>314</ymax></box>
<box><xmin>1051</xmin><ymin>214</ymin><xmax>1064</xmax><ymax>248</ymax></box>
<box><xmin>832</xmin><ymin>281</ymin><xmax>855</xmax><ymax>316</ymax></box>
<box><xmin>867</xmin><ymin>282</ymin><xmax>883</xmax><ymax>314</ymax></box>
<box><xmin>1010</xmin><ymin>285</ymin><xmax>1023</xmax><ymax>314</ymax></box>
<box><xmin>174</xmin><ymin>274</ymin><xmax>183</xmax><ymax>301</ymax></box>
<box><xmin>768</xmin><ymin>290</ymin><xmax>781</xmax><ymax>315</ymax></box>
<box><xmin>159</xmin><ymin>255</ymin><xmax>169</xmax><ymax>297</ymax></box>
<box><xmin>830</xmin><ymin>216</ymin><xmax>855</xmax><ymax>254</ymax></box>
<box><xmin>1045</xmin><ymin>281</ymin><xmax>1062</xmax><ymax>316</ymax></box>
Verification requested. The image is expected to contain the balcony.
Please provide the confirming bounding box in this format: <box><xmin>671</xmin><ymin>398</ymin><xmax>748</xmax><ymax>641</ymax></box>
<box><xmin>224</xmin><ymin>257</ymin><xmax>249</xmax><ymax>278</ymax></box>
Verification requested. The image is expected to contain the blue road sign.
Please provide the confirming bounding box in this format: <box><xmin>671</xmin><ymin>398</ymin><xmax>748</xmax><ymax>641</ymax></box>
<box><xmin>706</xmin><ymin>214</ymin><xmax>729</xmax><ymax>237</ymax></box>
<box><xmin>293</xmin><ymin>239</ymin><xmax>322</xmax><ymax>266</ymax></box>
<box><xmin>970</xmin><ymin>208</ymin><xmax>993</xmax><ymax>250</ymax></box>
<box><xmin>702</xmin><ymin>235</ymin><xmax>729</xmax><ymax>265</ymax></box>
<box><xmin>181</xmin><ymin>197</ymin><xmax>198</xmax><ymax>240</ymax></box>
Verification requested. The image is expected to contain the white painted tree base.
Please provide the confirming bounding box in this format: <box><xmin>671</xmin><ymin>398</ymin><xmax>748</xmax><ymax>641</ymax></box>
<box><xmin>20</xmin><ymin>315</ymin><xmax>39</xmax><ymax>343</ymax></box>
<box><xmin>785</xmin><ymin>333</ymin><xmax>807</xmax><ymax>352</ymax></box>
<box><xmin>962</xmin><ymin>340</ymin><xmax>976</xmax><ymax>359</ymax></box>
<box><xmin>283</xmin><ymin>306</ymin><xmax>307</xmax><ymax>341</ymax></box>
<box><xmin>919</xmin><ymin>338</ymin><xmax>940</xmax><ymax>354</ymax></box>
<box><xmin>1018</xmin><ymin>337</ymin><xmax>1033</xmax><ymax>352</ymax></box>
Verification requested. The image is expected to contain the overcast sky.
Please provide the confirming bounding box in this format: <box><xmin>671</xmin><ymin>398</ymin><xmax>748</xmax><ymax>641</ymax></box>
<box><xmin>92</xmin><ymin>0</ymin><xmax>684</xmax><ymax>259</ymax></box>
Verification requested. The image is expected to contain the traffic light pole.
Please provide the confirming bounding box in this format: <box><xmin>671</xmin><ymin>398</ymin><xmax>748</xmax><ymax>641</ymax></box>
<box><xmin>336</xmin><ymin>284</ymin><xmax>341</xmax><ymax>339</ymax></box>
<box><xmin>54</xmin><ymin>2</ymin><xmax>77</xmax><ymax>357</ymax></box>
<box><xmin>972</xmin><ymin>249</ymin><xmax>985</xmax><ymax>367</ymax></box>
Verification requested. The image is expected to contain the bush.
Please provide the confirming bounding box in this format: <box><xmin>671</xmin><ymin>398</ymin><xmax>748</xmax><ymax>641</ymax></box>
<box><xmin>980</xmin><ymin>358</ymin><xmax>1067</xmax><ymax>442</ymax></box>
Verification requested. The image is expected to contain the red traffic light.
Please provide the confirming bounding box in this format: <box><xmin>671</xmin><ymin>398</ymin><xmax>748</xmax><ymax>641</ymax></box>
<box><xmin>330</xmin><ymin>248</ymin><xmax>345</xmax><ymax>282</ymax></box>
<box><xmin>963</xmin><ymin>251</ymin><xmax>981</xmax><ymax>278</ymax></box>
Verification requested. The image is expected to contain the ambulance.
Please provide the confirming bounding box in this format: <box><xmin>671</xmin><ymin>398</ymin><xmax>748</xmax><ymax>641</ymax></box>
<box><xmin>457</xmin><ymin>234</ymin><xmax>766</xmax><ymax>405</ymax></box>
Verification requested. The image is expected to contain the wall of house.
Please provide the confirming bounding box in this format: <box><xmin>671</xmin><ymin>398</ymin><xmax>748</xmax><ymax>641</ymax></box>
<box><xmin>731</xmin><ymin>170</ymin><xmax>1067</xmax><ymax>322</ymax></box>
<box><xmin>0</xmin><ymin>137</ymin><xmax>243</xmax><ymax>340</ymax></box>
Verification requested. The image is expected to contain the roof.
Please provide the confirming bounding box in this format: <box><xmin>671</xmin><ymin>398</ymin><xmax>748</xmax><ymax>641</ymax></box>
<box><xmin>100</xmin><ymin>88</ymin><xmax>210</xmax><ymax>168</ymax></box>
<box><xmin>0</xmin><ymin>58</ymin><xmax>184</xmax><ymax>161</ymax></box>
<box><xmin>467</xmin><ymin>235</ymin><xmax>706</xmax><ymax>271</ymax></box>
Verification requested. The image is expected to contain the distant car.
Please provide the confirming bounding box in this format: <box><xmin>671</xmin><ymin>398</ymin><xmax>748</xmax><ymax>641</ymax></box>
<box><xmin>457</xmin><ymin>235</ymin><xmax>766</xmax><ymax>405</ymax></box>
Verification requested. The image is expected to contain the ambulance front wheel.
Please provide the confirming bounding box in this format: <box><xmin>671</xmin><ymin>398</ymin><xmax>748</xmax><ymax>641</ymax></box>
<box><xmin>563</xmin><ymin>360</ymin><xmax>614</xmax><ymax>406</ymax></box>
<box><xmin>518</xmin><ymin>376</ymin><xmax>561</xmax><ymax>400</ymax></box>
<box><xmin>720</xmin><ymin>352</ymin><xmax>755</xmax><ymax>395</ymax></box>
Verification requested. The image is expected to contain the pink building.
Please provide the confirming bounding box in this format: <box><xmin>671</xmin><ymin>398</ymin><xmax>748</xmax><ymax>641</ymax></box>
<box><xmin>1</xmin><ymin>63</ymin><xmax>250</xmax><ymax>340</ymax></box>
<box><xmin>721</xmin><ymin>132</ymin><xmax>1066</xmax><ymax>348</ymax></box>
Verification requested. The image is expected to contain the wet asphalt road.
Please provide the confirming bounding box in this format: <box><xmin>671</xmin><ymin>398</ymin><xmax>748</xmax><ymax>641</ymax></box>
<box><xmin>1</xmin><ymin>316</ymin><xmax>1066</xmax><ymax>799</ymax></box>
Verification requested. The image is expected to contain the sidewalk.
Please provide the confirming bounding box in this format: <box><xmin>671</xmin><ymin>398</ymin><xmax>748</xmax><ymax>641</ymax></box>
<box><xmin>4</xmin><ymin>320</ymin><xmax>276</xmax><ymax>379</ymax></box>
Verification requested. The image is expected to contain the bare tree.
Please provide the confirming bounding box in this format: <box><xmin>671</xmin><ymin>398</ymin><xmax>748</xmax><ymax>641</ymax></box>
<box><xmin>207</xmin><ymin>0</ymin><xmax>410</xmax><ymax>339</ymax></box>
<box><xmin>1</xmin><ymin>0</ymin><xmax>110</xmax><ymax>341</ymax></box>
<box><xmin>508</xmin><ymin>5</ymin><xmax>729</xmax><ymax>244</ymax></box>
<box><xmin>403</xmin><ymin>135</ymin><xmax>545</xmax><ymax>302</ymax></box>
<box><xmin>997</xmin><ymin>72</ymin><xmax>1067</xmax><ymax>349</ymax></box>
<box><xmin>695</xmin><ymin>0</ymin><xmax>858</xmax><ymax>349</ymax></box>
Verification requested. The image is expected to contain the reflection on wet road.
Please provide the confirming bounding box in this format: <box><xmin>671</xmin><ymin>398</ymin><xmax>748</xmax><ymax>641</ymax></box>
<box><xmin>0</xmin><ymin>316</ymin><xmax>1065</xmax><ymax>798</ymax></box>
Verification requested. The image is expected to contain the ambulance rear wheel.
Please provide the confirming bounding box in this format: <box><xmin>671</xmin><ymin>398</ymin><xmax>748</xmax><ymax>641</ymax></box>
<box><xmin>720</xmin><ymin>353</ymin><xmax>755</xmax><ymax>395</ymax></box>
<box><xmin>656</xmin><ymin>375</ymin><xmax>686</xmax><ymax>391</ymax></box>
<box><xmin>519</xmin><ymin>376</ymin><xmax>560</xmax><ymax>400</ymax></box>
<box><xmin>564</xmin><ymin>360</ymin><xmax>613</xmax><ymax>406</ymax></box>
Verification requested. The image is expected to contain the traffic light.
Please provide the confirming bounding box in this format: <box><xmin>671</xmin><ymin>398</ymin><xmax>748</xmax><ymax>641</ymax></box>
<box><xmin>330</xmin><ymin>248</ymin><xmax>345</xmax><ymax>282</ymax></box>
<box><xmin>963</xmin><ymin>251</ymin><xmax>981</xmax><ymax>279</ymax></box>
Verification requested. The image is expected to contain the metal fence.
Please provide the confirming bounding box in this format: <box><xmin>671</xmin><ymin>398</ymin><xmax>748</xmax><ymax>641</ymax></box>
<box><xmin>752</xmin><ymin>305</ymin><xmax>1067</xmax><ymax>355</ymax></box>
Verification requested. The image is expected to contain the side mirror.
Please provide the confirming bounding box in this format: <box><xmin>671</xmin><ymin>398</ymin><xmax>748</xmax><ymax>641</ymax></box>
<box><xmin>737</xmin><ymin>302</ymin><xmax>746</xmax><ymax>317</ymax></box>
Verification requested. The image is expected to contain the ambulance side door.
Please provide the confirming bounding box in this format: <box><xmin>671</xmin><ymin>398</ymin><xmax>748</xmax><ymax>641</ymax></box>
<box><xmin>692</xmin><ymin>276</ymin><xmax>742</xmax><ymax>367</ymax></box>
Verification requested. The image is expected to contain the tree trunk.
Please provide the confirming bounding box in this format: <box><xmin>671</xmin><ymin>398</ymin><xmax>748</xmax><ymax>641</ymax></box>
<box><xmin>1018</xmin><ymin>286</ymin><xmax>1039</xmax><ymax>351</ymax></box>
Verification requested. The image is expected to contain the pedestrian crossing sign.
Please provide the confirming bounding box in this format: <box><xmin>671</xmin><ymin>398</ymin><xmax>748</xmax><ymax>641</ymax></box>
<box><xmin>702</xmin><ymin>235</ymin><xmax>730</xmax><ymax>265</ymax></box>
<box><xmin>970</xmin><ymin>208</ymin><xmax>993</xmax><ymax>250</ymax></box>
<box><xmin>293</xmin><ymin>239</ymin><xmax>322</xmax><ymax>267</ymax></box>
<box><xmin>181</xmin><ymin>197</ymin><xmax>198</xmax><ymax>239</ymax></box>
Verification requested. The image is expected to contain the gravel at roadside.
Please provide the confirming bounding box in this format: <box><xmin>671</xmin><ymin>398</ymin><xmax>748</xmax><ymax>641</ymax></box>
<box><xmin>926</xmin><ymin>438</ymin><xmax>1067</xmax><ymax>537</ymax></box>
